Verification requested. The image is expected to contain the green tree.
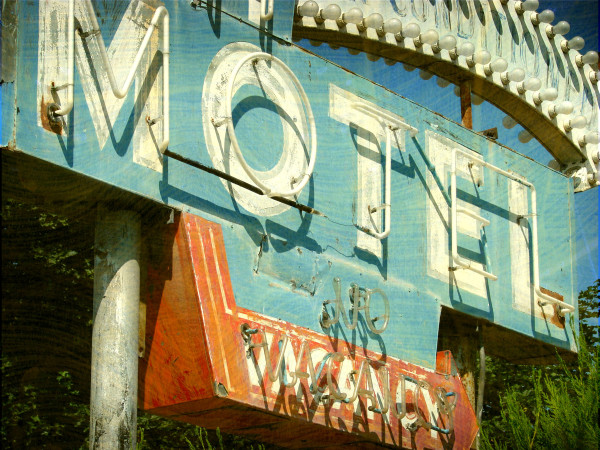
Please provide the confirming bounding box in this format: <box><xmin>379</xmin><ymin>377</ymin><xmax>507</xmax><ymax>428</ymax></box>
<box><xmin>481</xmin><ymin>281</ymin><xmax>600</xmax><ymax>449</ymax></box>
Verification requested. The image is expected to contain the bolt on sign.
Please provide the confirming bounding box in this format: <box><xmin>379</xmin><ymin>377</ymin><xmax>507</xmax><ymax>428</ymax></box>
<box><xmin>2</xmin><ymin>0</ymin><xmax>594</xmax><ymax>448</ymax></box>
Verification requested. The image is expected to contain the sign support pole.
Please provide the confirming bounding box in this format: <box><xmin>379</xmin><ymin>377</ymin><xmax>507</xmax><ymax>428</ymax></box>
<box><xmin>460</xmin><ymin>81</ymin><xmax>473</xmax><ymax>130</ymax></box>
<box><xmin>90</xmin><ymin>208</ymin><xmax>141</xmax><ymax>449</ymax></box>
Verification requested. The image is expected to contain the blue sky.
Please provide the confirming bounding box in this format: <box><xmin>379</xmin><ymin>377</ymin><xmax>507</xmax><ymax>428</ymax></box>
<box><xmin>298</xmin><ymin>0</ymin><xmax>598</xmax><ymax>294</ymax></box>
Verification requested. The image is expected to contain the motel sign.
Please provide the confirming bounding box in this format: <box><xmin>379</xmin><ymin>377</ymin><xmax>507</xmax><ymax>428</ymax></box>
<box><xmin>2</xmin><ymin>0</ymin><xmax>597</xmax><ymax>448</ymax></box>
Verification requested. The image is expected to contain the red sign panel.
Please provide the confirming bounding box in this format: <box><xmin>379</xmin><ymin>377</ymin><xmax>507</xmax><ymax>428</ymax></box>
<box><xmin>139</xmin><ymin>213</ymin><xmax>478</xmax><ymax>448</ymax></box>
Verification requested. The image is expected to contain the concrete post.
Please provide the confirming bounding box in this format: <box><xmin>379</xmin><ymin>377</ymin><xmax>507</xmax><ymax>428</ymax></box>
<box><xmin>90</xmin><ymin>208</ymin><xmax>141</xmax><ymax>449</ymax></box>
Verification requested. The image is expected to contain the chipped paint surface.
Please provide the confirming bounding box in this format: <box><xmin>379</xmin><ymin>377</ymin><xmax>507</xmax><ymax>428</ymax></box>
<box><xmin>2</xmin><ymin>1</ymin><xmax>586</xmax><ymax>445</ymax></box>
<box><xmin>140</xmin><ymin>212</ymin><xmax>479</xmax><ymax>449</ymax></box>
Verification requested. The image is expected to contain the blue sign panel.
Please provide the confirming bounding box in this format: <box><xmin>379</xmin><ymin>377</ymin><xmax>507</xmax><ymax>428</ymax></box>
<box><xmin>1</xmin><ymin>0</ymin><xmax>577</xmax><ymax>369</ymax></box>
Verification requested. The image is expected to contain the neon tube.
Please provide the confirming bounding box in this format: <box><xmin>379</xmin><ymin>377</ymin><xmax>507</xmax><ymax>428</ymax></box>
<box><xmin>351</xmin><ymin>102</ymin><xmax>418</xmax><ymax>240</ymax></box>
<box><xmin>450</xmin><ymin>147</ymin><xmax>574</xmax><ymax>315</ymax></box>
<box><xmin>51</xmin><ymin>0</ymin><xmax>74</xmax><ymax>118</ymax></box>
<box><xmin>450</xmin><ymin>148</ymin><xmax>497</xmax><ymax>280</ymax></box>
<box><xmin>260</xmin><ymin>0</ymin><xmax>274</xmax><ymax>21</ymax></box>
<box><xmin>50</xmin><ymin>0</ymin><xmax>169</xmax><ymax>153</ymax></box>
<box><xmin>224</xmin><ymin>52</ymin><xmax>317</xmax><ymax>198</ymax></box>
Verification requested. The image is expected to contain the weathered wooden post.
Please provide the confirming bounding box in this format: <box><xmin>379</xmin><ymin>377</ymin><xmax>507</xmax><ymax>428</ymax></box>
<box><xmin>90</xmin><ymin>208</ymin><xmax>141</xmax><ymax>448</ymax></box>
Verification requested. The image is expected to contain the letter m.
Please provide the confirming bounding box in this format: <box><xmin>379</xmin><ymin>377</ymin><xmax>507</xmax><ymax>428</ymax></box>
<box><xmin>37</xmin><ymin>0</ymin><xmax>165</xmax><ymax>171</ymax></box>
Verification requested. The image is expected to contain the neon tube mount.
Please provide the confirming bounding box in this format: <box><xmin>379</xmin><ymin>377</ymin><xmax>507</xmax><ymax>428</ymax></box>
<box><xmin>47</xmin><ymin>0</ymin><xmax>170</xmax><ymax>154</ymax></box>
<box><xmin>450</xmin><ymin>147</ymin><xmax>574</xmax><ymax>316</ymax></box>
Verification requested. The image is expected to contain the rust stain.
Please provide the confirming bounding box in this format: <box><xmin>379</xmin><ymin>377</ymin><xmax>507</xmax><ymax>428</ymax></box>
<box><xmin>40</xmin><ymin>96</ymin><xmax>63</xmax><ymax>135</ymax></box>
<box><xmin>540</xmin><ymin>287</ymin><xmax>566</xmax><ymax>328</ymax></box>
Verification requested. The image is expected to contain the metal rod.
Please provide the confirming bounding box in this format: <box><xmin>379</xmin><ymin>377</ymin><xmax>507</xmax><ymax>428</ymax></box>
<box><xmin>477</xmin><ymin>323</ymin><xmax>485</xmax><ymax>426</ymax></box>
<box><xmin>460</xmin><ymin>81</ymin><xmax>472</xmax><ymax>129</ymax></box>
<box><xmin>90</xmin><ymin>209</ymin><xmax>141</xmax><ymax>449</ymax></box>
<box><xmin>162</xmin><ymin>149</ymin><xmax>326</xmax><ymax>217</ymax></box>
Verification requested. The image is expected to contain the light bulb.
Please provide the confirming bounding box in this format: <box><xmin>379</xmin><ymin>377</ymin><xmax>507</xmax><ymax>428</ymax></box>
<box><xmin>547</xmin><ymin>20</ymin><xmax>570</xmax><ymax>38</ymax></box>
<box><xmin>576</xmin><ymin>51</ymin><xmax>599</xmax><ymax>67</ymax></box>
<box><xmin>491</xmin><ymin>58</ymin><xmax>508</xmax><ymax>72</ymax></box>
<box><xmin>548</xmin><ymin>101</ymin><xmax>574</xmax><ymax>117</ymax></box>
<box><xmin>579</xmin><ymin>131</ymin><xmax>599</xmax><ymax>146</ymax></box>
<box><xmin>590</xmin><ymin>71</ymin><xmax>598</xmax><ymax>84</ymax></box>
<box><xmin>562</xmin><ymin>36</ymin><xmax>585</xmax><ymax>53</ymax></box>
<box><xmin>467</xmin><ymin>50</ymin><xmax>491</xmax><ymax>67</ymax></box>
<box><xmin>450</xmin><ymin>42</ymin><xmax>475</xmax><ymax>59</ymax></box>
<box><xmin>402</xmin><ymin>23</ymin><xmax>421</xmax><ymax>39</ymax></box>
<box><xmin>484</xmin><ymin>58</ymin><xmax>508</xmax><ymax>76</ymax></box>
<box><xmin>501</xmin><ymin>68</ymin><xmax>526</xmax><ymax>84</ymax></box>
<box><xmin>564</xmin><ymin>115</ymin><xmax>587</xmax><ymax>132</ymax></box>
<box><xmin>502</xmin><ymin>115</ymin><xmax>518</xmax><ymax>129</ymax></box>
<box><xmin>403</xmin><ymin>64</ymin><xmax>416</xmax><ymax>72</ymax></box>
<box><xmin>319</xmin><ymin>4</ymin><xmax>341</xmax><ymax>21</ymax></box>
<box><xmin>533</xmin><ymin>87</ymin><xmax>558</xmax><ymax>105</ymax></box>
<box><xmin>434</xmin><ymin>35</ymin><xmax>456</xmax><ymax>53</ymax></box>
<box><xmin>361</xmin><ymin>13</ymin><xmax>383</xmax><ymax>30</ymax></box>
<box><xmin>297</xmin><ymin>1</ymin><xmax>319</xmax><ymax>18</ymax></box>
<box><xmin>518</xmin><ymin>130</ymin><xmax>534</xmax><ymax>143</ymax></box>
<box><xmin>437</xmin><ymin>77</ymin><xmax>452</xmax><ymax>88</ymax></box>
<box><xmin>367</xmin><ymin>53</ymin><xmax>380</xmax><ymax>62</ymax></box>
<box><xmin>415</xmin><ymin>29</ymin><xmax>439</xmax><ymax>47</ymax></box>
<box><xmin>472</xmin><ymin>94</ymin><xmax>484</xmax><ymax>105</ymax></box>
<box><xmin>338</xmin><ymin>7</ymin><xmax>363</xmax><ymax>26</ymax></box>
<box><xmin>548</xmin><ymin>159</ymin><xmax>561</xmax><ymax>170</ymax></box>
<box><xmin>459</xmin><ymin>42</ymin><xmax>475</xmax><ymax>56</ymax></box>
<box><xmin>517</xmin><ymin>77</ymin><xmax>541</xmax><ymax>94</ymax></box>
<box><xmin>384</xmin><ymin>58</ymin><xmax>397</xmax><ymax>66</ymax></box>
<box><xmin>515</xmin><ymin>0</ymin><xmax>539</xmax><ymax>14</ymax></box>
<box><xmin>383</xmin><ymin>18</ymin><xmax>402</xmax><ymax>36</ymax></box>
<box><xmin>531</xmin><ymin>9</ymin><xmax>554</xmax><ymax>26</ymax></box>
<box><xmin>474</xmin><ymin>50</ymin><xmax>491</xmax><ymax>65</ymax></box>
<box><xmin>419</xmin><ymin>70</ymin><xmax>434</xmax><ymax>80</ymax></box>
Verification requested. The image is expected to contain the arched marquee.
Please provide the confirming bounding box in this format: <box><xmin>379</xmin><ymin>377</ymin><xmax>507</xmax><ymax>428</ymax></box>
<box><xmin>293</xmin><ymin>0</ymin><xmax>599</xmax><ymax>191</ymax></box>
